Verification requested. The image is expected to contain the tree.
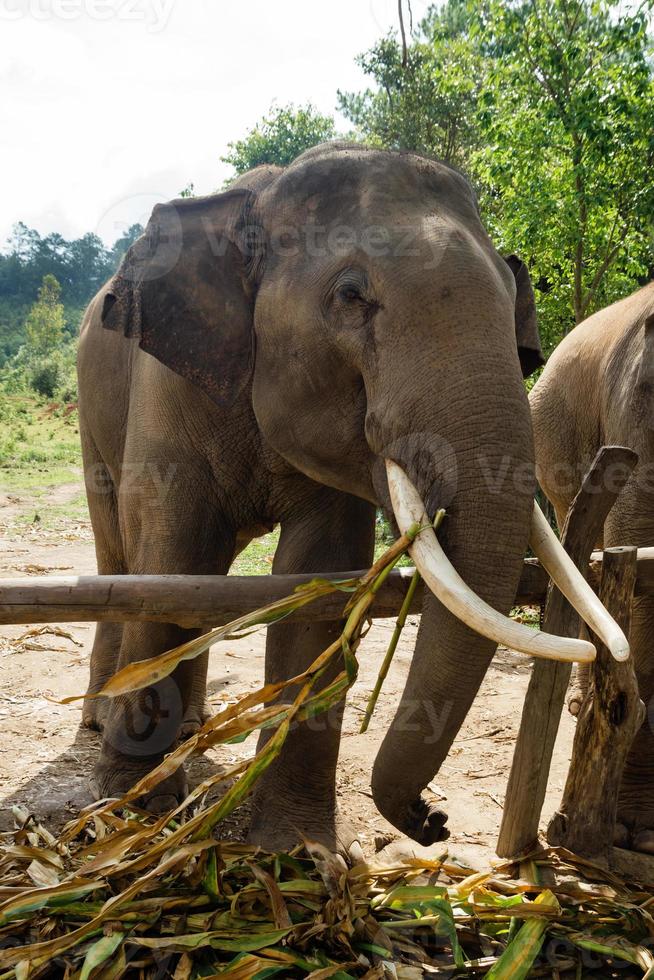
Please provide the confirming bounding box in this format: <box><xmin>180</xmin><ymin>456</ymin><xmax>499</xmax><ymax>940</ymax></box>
<box><xmin>24</xmin><ymin>274</ymin><xmax>65</xmax><ymax>356</ymax></box>
<box><xmin>110</xmin><ymin>223</ymin><xmax>144</xmax><ymax>267</ymax></box>
<box><xmin>339</xmin><ymin>0</ymin><xmax>654</xmax><ymax>354</ymax></box>
<box><xmin>222</xmin><ymin>103</ymin><xmax>338</xmax><ymax>176</ymax></box>
<box><xmin>0</xmin><ymin>222</ymin><xmax>142</xmax><ymax>360</ymax></box>
<box><xmin>473</xmin><ymin>0</ymin><xmax>654</xmax><ymax>349</ymax></box>
<box><xmin>338</xmin><ymin>1</ymin><xmax>483</xmax><ymax>167</ymax></box>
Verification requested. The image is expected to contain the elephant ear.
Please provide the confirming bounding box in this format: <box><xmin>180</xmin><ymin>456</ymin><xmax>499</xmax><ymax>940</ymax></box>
<box><xmin>505</xmin><ymin>255</ymin><xmax>544</xmax><ymax>378</ymax></box>
<box><xmin>101</xmin><ymin>189</ymin><xmax>256</xmax><ymax>407</ymax></box>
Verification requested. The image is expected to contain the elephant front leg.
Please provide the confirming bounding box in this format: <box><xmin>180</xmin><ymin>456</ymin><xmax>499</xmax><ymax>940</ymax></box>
<box><xmin>248</xmin><ymin>490</ymin><xmax>375</xmax><ymax>854</ymax></box>
<box><xmin>83</xmin><ymin>621</ymin><xmax>123</xmax><ymax>732</ymax></box>
<box><xmin>88</xmin><ymin>473</ymin><xmax>236</xmax><ymax>811</ymax></box>
<box><xmin>91</xmin><ymin>621</ymin><xmax>202</xmax><ymax>812</ymax></box>
<box><xmin>568</xmin><ymin>658</ymin><xmax>590</xmax><ymax>717</ymax></box>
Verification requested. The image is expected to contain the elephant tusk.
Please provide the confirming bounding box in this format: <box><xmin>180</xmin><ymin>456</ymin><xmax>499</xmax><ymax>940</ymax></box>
<box><xmin>529</xmin><ymin>502</ymin><xmax>630</xmax><ymax>662</ymax></box>
<box><xmin>386</xmin><ymin>460</ymin><xmax>596</xmax><ymax>664</ymax></box>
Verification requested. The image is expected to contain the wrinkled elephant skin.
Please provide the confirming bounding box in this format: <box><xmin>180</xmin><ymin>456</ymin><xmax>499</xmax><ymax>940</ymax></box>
<box><xmin>78</xmin><ymin>143</ymin><xmax>544</xmax><ymax>850</ymax></box>
<box><xmin>531</xmin><ymin>280</ymin><xmax>654</xmax><ymax>854</ymax></box>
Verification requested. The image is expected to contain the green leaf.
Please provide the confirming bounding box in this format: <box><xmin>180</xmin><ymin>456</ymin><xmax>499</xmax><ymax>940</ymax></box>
<box><xmin>485</xmin><ymin>890</ymin><xmax>560</xmax><ymax>980</ymax></box>
<box><xmin>79</xmin><ymin>932</ymin><xmax>125</xmax><ymax>980</ymax></box>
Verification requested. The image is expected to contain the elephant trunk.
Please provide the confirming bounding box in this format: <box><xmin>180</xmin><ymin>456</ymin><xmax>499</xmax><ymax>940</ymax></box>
<box><xmin>386</xmin><ymin>461</ymin><xmax>599</xmax><ymax>663</ymax></box>
<box><xmin>370</xmin><ymin>397</ymin><xmax>536</xmax><ymax>844</ymax></box>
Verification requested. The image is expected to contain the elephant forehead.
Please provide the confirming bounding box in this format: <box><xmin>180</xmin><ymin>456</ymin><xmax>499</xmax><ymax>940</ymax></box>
<box><xmin>260</xmin><ymin>147</ymin><xmax>476</xmax><ymax>228</ymax></box>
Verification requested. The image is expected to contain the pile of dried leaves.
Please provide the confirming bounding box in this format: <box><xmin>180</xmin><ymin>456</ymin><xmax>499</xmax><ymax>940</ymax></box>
<box><xmin>3</xmin><ymin>821</ymin><xmax>654</xmax><ymax>979</ymax></box>
<box><xmin>2</xmin><ymin>526</ymin><xmax>654</xmax><ymax>977</ymax></box>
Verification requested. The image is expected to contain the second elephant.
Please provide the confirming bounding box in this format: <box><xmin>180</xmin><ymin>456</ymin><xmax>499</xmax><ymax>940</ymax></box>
<box><xmin>531</xmin><ymin>278</ymin><xmax>654</xmax><ymax>853</ymax></box>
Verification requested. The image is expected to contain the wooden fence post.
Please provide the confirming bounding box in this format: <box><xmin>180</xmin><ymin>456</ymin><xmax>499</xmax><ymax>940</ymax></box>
<box><xmin>496</xmin><ymin>445</ymin><xmax>638</xmax><ymax>858</ymax></box>
<box><xmin>547</xmin><ymin>547</ymin><xmax>644</xmax><ymax>860</ymax></box>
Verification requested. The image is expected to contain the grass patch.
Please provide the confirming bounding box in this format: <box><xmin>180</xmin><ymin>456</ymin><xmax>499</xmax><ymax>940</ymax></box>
<box><xmin>230</xmin><ymin>531</ymin><xmax>280</xmax><ymax>575</ymax></box>
<box><xmin>0</xmin><ymin>393</ymin><xmax>81</xmax><ymax>490</ymax></box>
<box><xmin>231</xmin><ymin>514</ymin><xmax>412</xmax><ymax>577</ymax></box>
<box><xmin>8</xmin><ymin>490</ymin><xmax>89</xmax><ymax>531</ymax></box>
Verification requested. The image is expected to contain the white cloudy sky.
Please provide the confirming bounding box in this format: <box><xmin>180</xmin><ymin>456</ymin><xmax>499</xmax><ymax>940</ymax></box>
<box><xmin>0</xmin><ymin>0</ymin><xmax>431</xmax><ymax>246</ymax></box>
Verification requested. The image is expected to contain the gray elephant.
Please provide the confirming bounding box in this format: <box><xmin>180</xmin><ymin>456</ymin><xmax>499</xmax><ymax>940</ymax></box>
<box><xmin>78</xmin><ymin>142</ymin><xmax>601</xmax><ymax>852</ymax></box>
<box><xmin>531</xmin><ymin>279</ymin><xmax>654</xmax><ymax>853</ymax></box>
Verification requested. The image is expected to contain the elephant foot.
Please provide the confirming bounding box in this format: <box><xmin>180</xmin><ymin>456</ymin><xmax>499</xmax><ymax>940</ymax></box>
<box><xmin>82</xmin><ymin>695</ymin><xmax>110</xmax><ymax>733</ymax></box>
<box><xmin>615</xmin><ymin>807</ymin><xmax>654</xmax><ymax>854</ymax></box>
<box><xmin>248</xmin><ymin>800</ymin><xmax>362</xmax><ymax>860</ymax></box>
<box><xmin>179</xmin><ymin>700</ymin><xmax>212</xmax><ymax>740</ymax></box>
<box><xmin>613</xmin><ymin>821</ymin><xmax>630</xmax><ymax>850</ymax></box>
<box><xmin>632</xmin><ymin>829</ymin><xmax>654</xmax><ymax>854</ymax></box>
<box><xmin>373</xmin><ymin>787</ymin><xmax>449</xmax><ymax>847</ymax></box>
<box><xmin>90</xmin><ymin>752</ymin><xmax>188</xmax><ymax>816</ymax></box>
<box><xmin>567</xmin><ymin>688</ymin><xmax>585</xmax><ymax>716</ymax></box>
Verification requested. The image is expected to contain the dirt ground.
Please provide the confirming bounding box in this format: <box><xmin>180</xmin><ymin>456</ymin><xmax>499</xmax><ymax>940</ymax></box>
<box><xmin>0</xmin><ymin>478</ymin><xmax>577</xmax><ymax>867</ymax></box>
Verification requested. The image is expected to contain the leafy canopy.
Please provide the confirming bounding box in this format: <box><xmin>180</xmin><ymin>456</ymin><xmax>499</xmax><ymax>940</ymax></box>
<box><xmin>222</xmin><ymin>102</ymin><xmax>338</xmax><ymax>176</ymax></box>
<box><xmin>0</xmin><ymin>221</ymin><xmax>143</xmax><ymax>364</ymax></box>
<box><xmin>340</xmin><ymin>0</ymin><xmax>654</xmax><ymax>355</ymax></box>
<box><xmin>338</xmin><ymin>1</ymin><xmax>482</xmax><ymax>167</ymax></box>
<box><xmin>473</xmin><ymin>0</ymin><xmax>654</xmax><ymax>350</ymax></box>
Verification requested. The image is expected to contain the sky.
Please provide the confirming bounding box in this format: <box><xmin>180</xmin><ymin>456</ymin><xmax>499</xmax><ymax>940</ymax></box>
<box><xmin>0</xmin><ymin>0</ymin><xmax>432</xmax><ymax>247</ymax></box>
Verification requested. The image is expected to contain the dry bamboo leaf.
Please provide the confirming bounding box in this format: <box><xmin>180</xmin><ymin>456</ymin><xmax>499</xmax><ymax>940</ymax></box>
<box><xmin>5</xmin><ymin>532</ymin><xmax>654</xmax><ymax>979</ymax></box>
<box><xmin>247</xmin><ymin>862</ymin><xmax>292</xmax><ymax>929</ymax></box>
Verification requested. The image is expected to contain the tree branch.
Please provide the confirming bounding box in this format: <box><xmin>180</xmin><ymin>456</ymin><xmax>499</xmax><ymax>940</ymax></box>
<box><xmin>398</xmin><ymin>0</ymin><xmax>408</xmax><ymax>68</ymax></box>
<box><xmin>579</xmin><ymin>213</ymin><xmax>625</xmax><ymax>320</ymax></box>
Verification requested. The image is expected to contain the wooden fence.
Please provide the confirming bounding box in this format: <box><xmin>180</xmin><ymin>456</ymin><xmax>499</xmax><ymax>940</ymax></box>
<box><xmin>1</xmin><ymin>444</ymin><xmax>651</xmax><ymax>877</ymax></box>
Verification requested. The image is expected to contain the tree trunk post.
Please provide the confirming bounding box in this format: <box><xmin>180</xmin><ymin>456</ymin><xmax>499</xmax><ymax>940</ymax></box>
<box><xmin>547</xmin><ymin>546</ymin><xmax>644</xmax><ymax>860</ymax></box>
<box><xmin>496</xmin><ymin>445</ymin><xmax>638</xmax><ymax>858</ymax></box>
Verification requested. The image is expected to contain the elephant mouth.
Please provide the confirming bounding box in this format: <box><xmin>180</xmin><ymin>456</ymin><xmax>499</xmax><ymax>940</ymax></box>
<box><xmin>385</xmin><ymin>459</ymin><xmax>629</xmax><ymax>665</ymax></box>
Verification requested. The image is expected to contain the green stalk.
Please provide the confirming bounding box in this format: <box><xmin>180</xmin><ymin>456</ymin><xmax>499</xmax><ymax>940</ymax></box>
<box><xmin>359</xmin><ymin>509</ymin><xmax>445</xmax><ymax>733</ymax></box>
<box><xmin>485</xmin><ymin>890</ymin><xmax>560</xmax><ymax>980</ymax></box>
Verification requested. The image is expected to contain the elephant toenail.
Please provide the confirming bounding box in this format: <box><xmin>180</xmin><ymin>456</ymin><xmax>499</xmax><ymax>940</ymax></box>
<box><xmin>632</xmin><ymin>830</ymin><xmax>654</xmax><ymax>854</ymax></box>
<box><xmin>145</xmin><ymin>794</ymin><xmax>179</xmax><ymax>816</ymax></box>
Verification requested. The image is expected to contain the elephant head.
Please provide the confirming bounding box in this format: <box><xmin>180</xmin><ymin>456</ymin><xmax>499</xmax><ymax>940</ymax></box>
<box><xmin>102</xmin><ymin>143</ymin><xmax>623</xmax><ymax>842</ymax></box>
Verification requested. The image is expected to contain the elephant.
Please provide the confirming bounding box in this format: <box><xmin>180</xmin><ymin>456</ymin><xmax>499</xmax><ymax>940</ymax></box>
<box><xmin>77</xmin><ymin>142</ymin><xmax>611</xmax><ymax>852</ymax></box>
<box><xmin>530</xmin><ymin>278</ymin><xmax>654</xmax><ymax>853</ymax></box>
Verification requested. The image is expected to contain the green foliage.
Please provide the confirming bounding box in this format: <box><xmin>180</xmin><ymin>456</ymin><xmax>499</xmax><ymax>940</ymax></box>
<box><xmin>0</xmin><ymin>273</ymin><xmax>78</xmax><ymax>402</ymax></box>
<box><xmin>0</xmin><ymin>221</ymin><xmax>143</xmax><ymax>361</ymax></box>
<box><xmin>222</xmin><ymin>103</ymin><xmax>338</xmax><ymax>177</ymax></box>
<box><xmin>29</xmin><ymin>357</ymin><xmax>63</xmax><ymax>398</ymax></box>
<box><xmin>340</xmin><ymin>0</ymin><xmax>654</xmax><ymax>355</ymax></box>
<box><xmin>1</xmin><ymin>337</ymin><xmax>78</xmax><ymax>402</ymax></box>
<box><xmin>472</xmin><ymin>0</ymin><xmax>654</xmax><ymax>352</ymax></box>
<box><xmin>338</xmin><ymin>2</ymin><xmax>482</xmax><ymax>166</ymax></box>
<box><xmin>24</xmin><ymin>274</ymin><xmax>65</xmax><ymax>355</ymax></box>
<box><xmin>0</xmin><ymin>393</ymin><xmax>81</xmax><ymax>492</ymax></box>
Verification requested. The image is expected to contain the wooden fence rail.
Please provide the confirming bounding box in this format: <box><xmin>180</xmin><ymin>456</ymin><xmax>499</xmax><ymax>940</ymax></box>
<box><xmin>1</xmin><ymin>550</ymin><xmax>654</xmax><ymax>628</ymax></box>
<box><xmin>0</xmin><ymin>562</ymin><xmax>549</xmax><ymax>628</ymax></box>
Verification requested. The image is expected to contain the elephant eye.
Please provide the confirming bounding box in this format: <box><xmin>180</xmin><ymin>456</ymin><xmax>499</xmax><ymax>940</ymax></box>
<box><xmin>333</xmin><ymin>269</ymin><xmax>370</xmax><ymax>305</ymax></box>
<box><xmin>326</xmin><ymin>268</ymin><xmax>381</xmax><ymax>323</ymax></box>
<box><xmin>338</xmin><ymin>284</ymin><xmax>363</xmax><ymax>303</ymax></box>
